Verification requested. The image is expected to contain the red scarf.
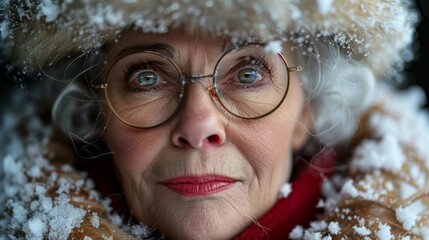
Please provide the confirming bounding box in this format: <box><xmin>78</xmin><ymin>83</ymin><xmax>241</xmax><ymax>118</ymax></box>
<box><xmin>234</xmin><ymin>151</ymin><xmax>336</xmax><ymax>239</ymax></box>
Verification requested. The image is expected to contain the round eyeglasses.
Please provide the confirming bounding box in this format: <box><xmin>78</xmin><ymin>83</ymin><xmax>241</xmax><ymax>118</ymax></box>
<box><xmin>93</xmin><ymin>43</ymin><xmax>302</xmax><ymax>129</ymax></box>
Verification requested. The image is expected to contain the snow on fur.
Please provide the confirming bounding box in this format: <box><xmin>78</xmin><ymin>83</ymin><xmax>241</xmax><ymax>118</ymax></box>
<box><xmin>0</xmin><ymin>105</ymin><xmax>86</xmax><ymax>239</ymax></box>
<box><xmin>300</xmin><ymin>86</ymin><xmax>429</xmax><ymax>238</ymax></box>
<box><xmin>0</xmin><ymin>0</ymin><xmax>418</xmax><ymax>80</ymax></box>
<box><xmin>0</xmin><ymin>91</ymin><xmax>150</xmax><ymax>239</ymax></box>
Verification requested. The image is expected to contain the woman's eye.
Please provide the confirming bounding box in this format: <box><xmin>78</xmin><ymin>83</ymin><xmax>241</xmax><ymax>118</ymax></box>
<box><xmin>237</xmin><ymin>68</ymin><xmax>262</xmax><ymax>83</ymax></box>
<box><xmin>134</xmin><ymin>70</ymin><xmax>158</xmax><ymax>86</ymax></box>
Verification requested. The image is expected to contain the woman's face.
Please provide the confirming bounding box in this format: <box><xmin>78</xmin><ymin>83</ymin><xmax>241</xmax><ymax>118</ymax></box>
<box><xmin>103</xmin><ymin>30</ymin><xmax>310</xmax><ymax>239</ymax></box>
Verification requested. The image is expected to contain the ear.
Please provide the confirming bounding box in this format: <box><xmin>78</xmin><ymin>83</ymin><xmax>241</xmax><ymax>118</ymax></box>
<box><xmin>291</xmin><ymin>103</ymin><xmax>313</xmax><ymax>151</ymax></box>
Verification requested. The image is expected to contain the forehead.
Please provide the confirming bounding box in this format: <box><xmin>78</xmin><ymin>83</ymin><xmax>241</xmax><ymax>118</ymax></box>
<box><xmin>106</xmin><ymin>30</ymin><xmax>231</xmax><ymax>59</ymax></box>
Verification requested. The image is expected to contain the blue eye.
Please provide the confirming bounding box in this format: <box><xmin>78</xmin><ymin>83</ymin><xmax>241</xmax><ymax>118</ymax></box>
<box><xmin>137</xmin><ymin>70</ymin><xmax>158</xmax><ymax>86</ymax></box>
<box><xmin>238</xmin><ymin>68</ymin><xmax>262</xmax><ymax>83</ymax></box>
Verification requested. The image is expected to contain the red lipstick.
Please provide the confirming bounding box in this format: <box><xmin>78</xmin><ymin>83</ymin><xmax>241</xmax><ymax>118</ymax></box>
<box><xmin>161</xmin><ymin>175</ymin><xmax>236</xmax><ymax>196</ymax></box>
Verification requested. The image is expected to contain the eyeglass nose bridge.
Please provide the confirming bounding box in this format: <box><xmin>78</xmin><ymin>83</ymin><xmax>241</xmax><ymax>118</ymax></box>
<box><xmin>184</xmin><ymin>74</ymin><xmax>214</xmax><ymax>84</ymax></box>
<box><xmin>182</xmin><ymin>74</ymin><xmax>219</xmax><ymax>101</ymax></box>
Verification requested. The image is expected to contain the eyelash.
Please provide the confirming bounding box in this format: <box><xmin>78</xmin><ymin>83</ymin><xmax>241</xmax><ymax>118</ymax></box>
<box><xmin>228</xmin><ymin>55</ymin><xmax>275</xmax><ymax>89</ymax></box>
<box><xmin>123</xmin><ymin>61</ymin><xmax>151</xmax><ymax>82</ymax></box>
<box><xmin>122</xmin><ymin>60</ymin><xmax>162</xmax><ymax>92</ymax></box>
<box><xmin>251</xmin><ymin>55</ymin><xmax>273</xmax><ymax>73</ymax></box>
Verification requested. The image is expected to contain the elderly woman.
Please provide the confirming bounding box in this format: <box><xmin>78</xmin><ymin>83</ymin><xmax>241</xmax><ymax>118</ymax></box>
<box><xmin>1</xmin><ymin>1</ymin><xmax>428</xmax><ymax>239</ymax></box>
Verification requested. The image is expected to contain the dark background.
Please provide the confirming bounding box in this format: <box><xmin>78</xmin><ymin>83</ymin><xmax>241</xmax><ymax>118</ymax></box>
<box><xmin>1</xmin><ymin>1</ymin><xmax>429</xmax><ymax>107</ymax></box>
<box><xmin>406</xmin><ymin>0</ymin><xmax>429</xmax><ymax>104</ymax></box>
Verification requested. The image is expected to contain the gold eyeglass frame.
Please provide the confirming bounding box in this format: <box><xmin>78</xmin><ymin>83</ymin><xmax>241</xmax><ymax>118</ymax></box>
<box><xmin>92</xmin><ymin>43</ymin><xmax>302</xmax><ymax>129</ymax></box>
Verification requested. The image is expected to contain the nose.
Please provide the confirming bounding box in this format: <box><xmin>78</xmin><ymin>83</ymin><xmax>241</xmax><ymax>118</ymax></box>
<box><xmin>171</xmin><ymin>84</ymin><xmax>226</xmax><ymax>149</ymax></box>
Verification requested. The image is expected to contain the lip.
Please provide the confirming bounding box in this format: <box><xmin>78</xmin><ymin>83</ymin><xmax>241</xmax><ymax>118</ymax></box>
<box><xmin>161</xmin><ymin>175</ymin><xmax>237</xmax><ymax>196</ymax></box>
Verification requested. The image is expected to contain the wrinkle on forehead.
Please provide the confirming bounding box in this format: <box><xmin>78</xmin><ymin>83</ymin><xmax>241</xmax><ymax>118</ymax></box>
<box><xmin>183</xmin><ymin>37</ymin><xmax>218</xmax><ymax>76</ymax></box>
<box><xmin>109</xmin><ymin>29</ymin><xmax>235</xmax><ymax>76</ymax></box>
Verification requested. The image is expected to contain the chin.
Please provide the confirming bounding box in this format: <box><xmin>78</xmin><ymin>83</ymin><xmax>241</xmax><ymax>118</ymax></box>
<box><xmin>158</xmin><ymin>204</ymin><xmax>251</xmax><ymax>240</ymax></box>
<box><xmin>138</xmin><ymin>190</ymin><xmax>255</xmax><ymax>240</ymax></box>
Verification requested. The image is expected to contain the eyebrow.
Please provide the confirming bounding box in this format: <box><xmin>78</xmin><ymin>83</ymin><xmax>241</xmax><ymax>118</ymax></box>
<box><xmin>221</xmin><ymin>40</ymin><xmax>259</xmax><ymax>52</ymax></box>
<box><xmin>222</xmin><ymin>41</ymin><xmax>233</xmax><ymax>52</ymax></box>
<box><xmin>115</xmin><ymin>41</ymin><xmax>234</xmax><ymax>63</ymax></box>
<box><xmin>116</xmin><ymin>43</ymin><xmax>175</xmax><ymax>60</ymax></box>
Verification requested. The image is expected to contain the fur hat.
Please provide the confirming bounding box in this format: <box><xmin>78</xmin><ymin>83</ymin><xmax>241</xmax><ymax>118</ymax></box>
<box><xmin>0</xmin><ymin>0</ymin><xmax>418</xmax><ymax>78</ymax></box>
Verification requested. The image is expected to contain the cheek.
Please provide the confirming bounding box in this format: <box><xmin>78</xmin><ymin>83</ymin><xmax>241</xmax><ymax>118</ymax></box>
<box><xmin>103</xmin><ymin>119</ymin><xmax>165</xmax><ymax>179</ymax></box>
<box><xmin>231</xmin><ymin>120</ymin><xmax>295</xmax><ymax>176</ymax></box>
<box><xmin>227</xmin><ymin>81</ymin><xmax>305</xmax><ymax>182</ymax></box>
<box><xmin>253</xmin><ymin>122</ymin><xmax>289</xmax><ymax>148</ymax></box>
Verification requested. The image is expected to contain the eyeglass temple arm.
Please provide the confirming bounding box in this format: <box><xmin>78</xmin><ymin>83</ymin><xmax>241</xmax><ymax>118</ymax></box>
<box><xmin>91</xmin><ymin>83</ymin><xmax>107</xmax><ymax>89</ymax></box>
<box><xmin>288</xmin><ymin>66</ymin><xmax>303</xmax><ymax>72</ymax></box>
